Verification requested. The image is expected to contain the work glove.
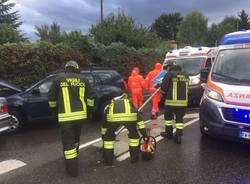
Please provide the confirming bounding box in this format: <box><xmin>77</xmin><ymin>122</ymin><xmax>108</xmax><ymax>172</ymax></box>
<box><xmin>140</xmin><ymin>128</ymin><xmax>147</xmax><ymax>138</ymax></box>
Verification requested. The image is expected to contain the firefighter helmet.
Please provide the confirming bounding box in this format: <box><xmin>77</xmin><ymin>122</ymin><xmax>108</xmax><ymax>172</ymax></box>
<box><xmin>140</xmin><ymin>129</ymin><xmax>156</xmax><ymax>160</ymax></box>
<box><xmin>163</xmin><ymin>60</ymin><xmax>176</xmax><ymax>70</ymax></box>
<box><xmin>65</xmin><ymin>60</ymin><xmax>79</xmax><ymax>71</ymax></box>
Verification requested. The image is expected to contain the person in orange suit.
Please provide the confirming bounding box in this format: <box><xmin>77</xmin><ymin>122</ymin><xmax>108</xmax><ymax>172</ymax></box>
<box><xmin>128</xmin><ymin>68</ymin><xmax>144</xmax><ymax>109</ymax></box>
<box><xmin>145</xmin><ymin>62</ymin><xmax>162</xmax><ymax>119</ymax></box>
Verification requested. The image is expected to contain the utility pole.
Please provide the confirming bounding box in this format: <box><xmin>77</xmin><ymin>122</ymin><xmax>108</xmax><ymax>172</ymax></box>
<box><xmin>100</xmin><ymin>0</ymin><xmax>104</xmax><ymax>44</ymax></box>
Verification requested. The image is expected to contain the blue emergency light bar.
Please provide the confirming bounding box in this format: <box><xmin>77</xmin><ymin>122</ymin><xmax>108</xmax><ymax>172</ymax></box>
<box><xmin>220</xmin><ymin>30</ymin><xmax>250</xmax><ymax>45</ymax></box>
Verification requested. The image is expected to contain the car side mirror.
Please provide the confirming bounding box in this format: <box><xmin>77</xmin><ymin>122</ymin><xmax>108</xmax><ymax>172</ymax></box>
<box><xmin>32</xmin><ymin>88</ymin><xmax>40</xmax><ymax>94</ymax></box>
<box><xmin>200</xmin><ymin>68</ymin><xmax>210</xmax><ymax>83</ymax></box>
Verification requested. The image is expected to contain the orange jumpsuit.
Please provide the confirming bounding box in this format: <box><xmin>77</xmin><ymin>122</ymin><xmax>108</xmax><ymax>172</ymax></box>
<box><xmin>128</xmin><ymin>70</ymin><xmax>144</xmax><ymax>109</ymax></box>
<box><xmin>145</xmin><ymin>63</ymin><xmax>162</xmax><ymax>117</ymax></box>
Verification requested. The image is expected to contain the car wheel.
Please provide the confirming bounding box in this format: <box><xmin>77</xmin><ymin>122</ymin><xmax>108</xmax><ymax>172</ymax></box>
<box><xmin>200</xmin><ymin>125</ymin><xmax>208</xmax><ymax>137</ymax></box>
<box><xmin>8</xmin><ymin>111</ymin><xmax>23</xmax><ymax>133</ymax></box>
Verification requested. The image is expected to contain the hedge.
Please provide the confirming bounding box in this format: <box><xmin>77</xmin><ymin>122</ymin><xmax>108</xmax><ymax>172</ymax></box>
<box><xmin>0</xmin><ymin>41</ymin><xmax>86</xmax><ymax>86</ymax></box>
<box><xmin>0</xmin><ymin>40</ymin><xmax>171</xmax><ymax>86</ymax></box>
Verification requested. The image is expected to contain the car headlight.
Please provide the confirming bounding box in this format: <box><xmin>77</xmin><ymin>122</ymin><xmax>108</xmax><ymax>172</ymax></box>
<box><xmin>205</xmin><ymin>87</ymin><xmax>224</xmax><ymax>102</ymax></box>
<box><xmin>189</xmin><ymin>76</ymin><xmax>200</xmax><ymax>86</ymax></box>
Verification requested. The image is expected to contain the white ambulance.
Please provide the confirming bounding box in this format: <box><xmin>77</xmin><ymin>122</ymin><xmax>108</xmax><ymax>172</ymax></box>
<box><xmin>163</xmin><ymin>46</ymin><xmax>217</xmax><ymax>105</ymax></box>
<box><xmin>200</xmin><ymin>30</ymin><xmax>250</xmax><ymax>141</ymax></box>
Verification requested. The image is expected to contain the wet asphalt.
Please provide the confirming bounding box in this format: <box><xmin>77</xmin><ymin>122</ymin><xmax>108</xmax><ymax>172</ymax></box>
<box><xmin>1</xmin><ymin>104</ymin><xmax>250</xmax><ymax>184</ymax></box>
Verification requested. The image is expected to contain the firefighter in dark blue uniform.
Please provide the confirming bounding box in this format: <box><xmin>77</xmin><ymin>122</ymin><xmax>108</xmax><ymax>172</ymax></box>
<box><xmin>48</xmin><ymin>61</ymin><xmax>95</xmax><ymax>177</ymax></box>
<box><xmin>103</xmin><ymin>94</ymin><xmax>146</xmax><ymax>166</ymax></box>
<box><xmin>160</xmin><ymin>62</ymin><xmax>188</xmax><ymax>144</ymax></box>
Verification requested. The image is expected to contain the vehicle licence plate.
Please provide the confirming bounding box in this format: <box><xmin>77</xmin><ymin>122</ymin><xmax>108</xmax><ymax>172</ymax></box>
<box><xmin>240</xmin><ymin>131</ymin><xmax>250</xmax><ymax>139</ymax></box>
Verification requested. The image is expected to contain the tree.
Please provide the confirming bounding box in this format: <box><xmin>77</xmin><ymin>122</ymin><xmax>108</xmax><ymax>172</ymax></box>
<box><xmin>89</xmin><ymin>10</ymin><xmax>159</xmax><ymax>49</ymax></box>
<box><xmin>35</xmin><ymin>22</ymin><xmax>62</xmax><ymax>44</ymax></box>
<box><xmin>177</xmin><ymin>11</ymin><xmax>208</xmax><ymax>46</ymax></box>
<box><xmin>238</xmin><ymin>10</ymin><xmax>250</xmax><ymax>30</ymax></box>
<box><xmin>0</xmin><ymin>0</ymin><xmax>22</xmax><ymax>29</ymax></box>
<box><xmin>151</xmin><ymin>12</ymin><xmax>182</xmax><ymax>40</ymax></box>
<box><xmin>207</xmin><ymin>23</ymin><xmax>219</xmax><ymax>47</ymax></box>
<box><xmin>217</xmin><ymin>16</ymin><xmax>238</xmax><ymax>41</ymax></box>
<box><xmin>0</xmin><ymin>23</ymin><xmax>20</xmax><ymax>44</ymax></box>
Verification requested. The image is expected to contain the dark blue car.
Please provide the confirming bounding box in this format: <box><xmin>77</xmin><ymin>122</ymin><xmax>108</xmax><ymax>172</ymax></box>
<box><xmin>0</xmin><ymin>69</ymin><xmax>126</xmax><ymax>132</ymax></box>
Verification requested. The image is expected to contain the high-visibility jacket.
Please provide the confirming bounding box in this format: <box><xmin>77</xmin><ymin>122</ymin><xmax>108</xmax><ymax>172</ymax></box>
<box><xmin>128</xmin><ymin>70</ymin><xmax>144</xmax><ymax>93</ymax></box>
<box><xmin>104</xmin><ymin>97</ymin><xmax>145</xmax><ymax>130</ymax></box>
<box><xmin>161</xmin><ymin>65</ymin><xmax>188</xmax><ymax>107</ymax></box>
<box><xmin>145</xmin><ymin>63</ymin><xmax>162</xmax><ymax>91</ymax></box>
<box><xmin>48</xmin><ymin>72</ymin><xmax>95</xmax><ymax>123</ymax></box>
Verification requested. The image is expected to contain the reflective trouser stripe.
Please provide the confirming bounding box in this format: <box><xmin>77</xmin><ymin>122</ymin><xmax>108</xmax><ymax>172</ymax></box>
<box><xmin>129</xmin><ymin>138</ymin><xmax>139</xmax><ymax>147</ymax></box>
<box><xmin>137</xmin><ymin>121</ymin><xmax>145</xmax><ymax>129</ymax></box>
<box><xmin>165</xmin><ymin>120</ymin><xmax>173</xmax><ymax>126</ymax></box>
<box><xmin>87</xmin><ymin>99</ymin><xmax>94</xmax><ymax>107</ymax></box>
<box><xmin>64</xmin><ymin>148</ymin><xmax>77</xmax><ymax>160</ymax></box>
<box><xmin>176</xmin><ymin>123</ymin><xmax>184</xmax><ymax>130</ymax></box>
<box><xmin>62</xmin><ymin>87</ymin><xmax>71</xmax><ymax>113</ymax></box>
<box><xmin>101</xmin><ymin>128</ymin><xmax>107</xmax><ymax>135</ymax></box>
<box><xmin>49</xmin><ymin>101</ymin><xmax>56</xmax><ymax>108</ymax></box>
<box><xmin>104</xmin><ymin>141</ymin><xmax>115</xmax><ymax>149</ymax></box>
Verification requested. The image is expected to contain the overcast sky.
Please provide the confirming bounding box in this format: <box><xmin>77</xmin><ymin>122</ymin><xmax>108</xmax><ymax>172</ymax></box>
<box><xmin>12</xmin><ymin>0</ymin><xmax>250</xmax><ymax>41</ymax></box>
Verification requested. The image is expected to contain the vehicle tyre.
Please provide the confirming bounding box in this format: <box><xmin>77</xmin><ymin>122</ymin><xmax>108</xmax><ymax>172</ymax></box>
<box><xmin>200</xmin><ymin>125</ymin><xmax>208</xmax><ymax>137</ymax></box>
<box><xmin>8</xmin><ymin>111</ymin><xmax>23</xmax><ymax>133</ymax></box>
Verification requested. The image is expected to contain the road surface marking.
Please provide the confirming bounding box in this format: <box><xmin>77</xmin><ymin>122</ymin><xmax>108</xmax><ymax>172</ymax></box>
<box><xmin>0</xmin><ymin>160</ymin><xmax>27</xmax><ymax>175</ymax></box>
<box><xmin>116</xmin><ymin>118</ymin><xmax>199</xmax><ymax>162</ymax></box>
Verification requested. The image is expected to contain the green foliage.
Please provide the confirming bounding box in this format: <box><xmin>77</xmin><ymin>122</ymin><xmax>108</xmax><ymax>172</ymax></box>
<box><xmin>217</xmin><ymin>16</ymin><xmax>237</xmax><ymax>41</ymax></box>
<box><xmin>0</xmin><ymin>42</ymin><xmax>86</xmax><ymax>86</ymax></box>
<box><xmin>151</xmin><ymin>12</ymin><xmax>182</xmax><ymax>40</ymax></box>
<box><xmin>207</xmin><ymin>23</ymin><xmax>219</xmax><ymax>47</ymax></box>
<box><xmin>0</xmin><ymin>23</ymin><xmax>21</xmax><ymax>44</ymax></box>
<box><xmin>177</xmin><ymin>11</ymin><xmax>208</xmax><ymax>46</ymax></box>
<box><xmin>238</xmin><ymin>10</ymin><xmax>250</xmax><ymax>30</ymax></box>
<box><xmin>0</xmin><ymin>0</ymin><xmax>22</xmax><ymax>29</ymax></box>
<box><xmin>35</xmin><ymin>22</ymin><xmax>62</xmax><ymax>44</ymax></box>
<box><xmin>89</xmin><ymin>11</ymin><xmax>159</xmax><ymax>49</ymax></box>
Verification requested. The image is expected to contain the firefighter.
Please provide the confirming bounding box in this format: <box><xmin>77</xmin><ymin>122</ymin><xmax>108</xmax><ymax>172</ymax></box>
<box><xmin>160</xmin><ymin>62</ymin><xmax>188</xmax><ymax>144</ymax></box>
<box><xmin>103</xmin><ymin>93</ymin><xmax>146</xmax><ymax>167</ymax></box>
<box><xmin>145</xmin><ymin>62</ymin><xmax>162</xmax><ymax>119</ymax></box>
<box><xmin>48</xmin><ymin>60</ymin><xmax>95</xmax><ymax>177</ymax></box>
<box><xmin>128</xmin><ymin>68</ymin><xmax>144</xmax><ymax>109</ymax></box>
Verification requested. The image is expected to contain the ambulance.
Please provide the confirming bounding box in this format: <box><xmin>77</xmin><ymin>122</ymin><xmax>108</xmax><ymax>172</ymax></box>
<box><xmin>163</xmin><ymin>46</ymin><xmax>217</xmax><ymax>105</ymax></box>
<box><xmin>200</xmin><ymin>30</ymin><xmax>250</xmax><ymax>141</ymax></box>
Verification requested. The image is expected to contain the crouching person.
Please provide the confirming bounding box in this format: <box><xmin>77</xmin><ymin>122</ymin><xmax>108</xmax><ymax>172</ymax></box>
<box><xmin>103</xmin><ymin>93</ymin><xmax>146</xmax><ymax>167</ymax></box>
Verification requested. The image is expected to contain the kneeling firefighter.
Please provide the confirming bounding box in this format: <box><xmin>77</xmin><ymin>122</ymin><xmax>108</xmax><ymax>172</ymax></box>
<box><xmin>48</xmin><ymin>61</ymin><xmax>95</xmax><ymax>177</ymax></box>
<box><xmin>103</xmin><ymin>94</ymin><xmax>146</xmax><ymax>166</ymax></box>
<box><xmin>160</xmin><ymin>61</ymin><xmax>188</xmax><ymax>144</ymax></box>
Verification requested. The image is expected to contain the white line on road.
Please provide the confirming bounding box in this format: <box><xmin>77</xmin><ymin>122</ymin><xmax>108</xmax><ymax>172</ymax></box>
<box><xmin>0</xmin><ymin>160</ymin><xmax>26</xmax><ymax>175</ymax></box>
<box><xmin>116</xmin><ymin>118</ymin><xmax>199</xmax><ymax>162</ymax></box>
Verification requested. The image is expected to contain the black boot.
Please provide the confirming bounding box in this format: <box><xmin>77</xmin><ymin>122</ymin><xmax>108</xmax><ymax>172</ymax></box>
<box><xmin>130</xmin><ymin>147</ymin><xmax>139</xmax><ymax>164</ymax></box>
<box><xmin>174</xmin><ymin>129</ymin><xmax>183</xmax><ymax>144</ymax></box>
<box><xmin>160</xmin><ymin>126</ymin><xmax>173</xmax><ymax>139</ymax></box>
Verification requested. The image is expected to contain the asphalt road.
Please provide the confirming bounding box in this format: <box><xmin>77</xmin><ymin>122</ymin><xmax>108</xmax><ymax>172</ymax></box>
<box><xmin>1</xmin><ymin>105</ymin><xmax>250</xmax><ymax>184</ymax></box>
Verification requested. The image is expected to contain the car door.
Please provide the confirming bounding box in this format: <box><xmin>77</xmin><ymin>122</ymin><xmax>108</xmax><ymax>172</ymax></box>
<box><xmin>24</xmin><ymin>77</ymin><xmax>55</xmax><ymax>121</ymax></box>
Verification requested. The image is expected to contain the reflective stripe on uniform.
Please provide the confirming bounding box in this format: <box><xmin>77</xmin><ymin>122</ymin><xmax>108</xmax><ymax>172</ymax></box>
<box><xmin>62</xmin><ymin>87</ymin><xmax>71</xmax><ymax>113</ymax></box>
<box><xmin>107</xmin><ymin>99</ymin><xmax>137</xmax><ymax>122</ymax></box>
<box><xmin>176</xmin><ymin>123</ymin><xmax>184</xmax><ymax>130</ymax></box>
<box><xmin>49</xmin><ymin>101</ymin><xmax>56</xmax><ymax>108</ymax></box>
<box><xmin>58</xmin><ymin>111</ymin><xmax>87</xmax><ymax>122</ymax></box>
<box><xmin>79</xmin><ymin>87</ymin><xmax>87</xmax><ymax>114</ymax></box>
<box><xmin>129</xmin><ymin>138</ymin><xmax>139</xmax><ymax>147</ymax></box>
<box><xmin>165</xmin><ymin>120</ymin><xmax>173</xmax><ymax>126</ymax></box>
<box><xmin>164</xmin><ymin>100</ymin><xmax>188</xmax><ymax>107</ymax></box>
<box><xmin>101</xmin><ymin>128</ymin><xmax>107</xmax><ymax>135</ymax></box>
<box><xmin>137</xmin><ymin>121</ymin><xmax>145</xmax><ymax>129</ymax></box>
<box><xmin>87</xmin><ymin>99</ymin><xmax>94</xmax><ymax>107</ymax></box>
<box><xmin>172</xmin><ymin>79</ymin><xmax>177</xmax><ymax>101</ymax></box>
<box><xmin>64</xmin><ymin>148</ymin><xmax>77</xmax><ymax>160</ymax></box>
<box><xmin>104</xmin><ymin>141</ymin><xmax>115</xmax><ymax>149</ymax></box>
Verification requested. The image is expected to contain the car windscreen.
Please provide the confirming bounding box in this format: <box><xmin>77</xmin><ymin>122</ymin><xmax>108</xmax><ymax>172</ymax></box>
<box><xmin>174</xmin><ymin>57</ymin><xmax>204</xmax><ymax>76</ymax></box>
<box><xmin>212</xmin><ymin>48</ymin><xmax>250</xmax><ymax>85</ymax></box>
